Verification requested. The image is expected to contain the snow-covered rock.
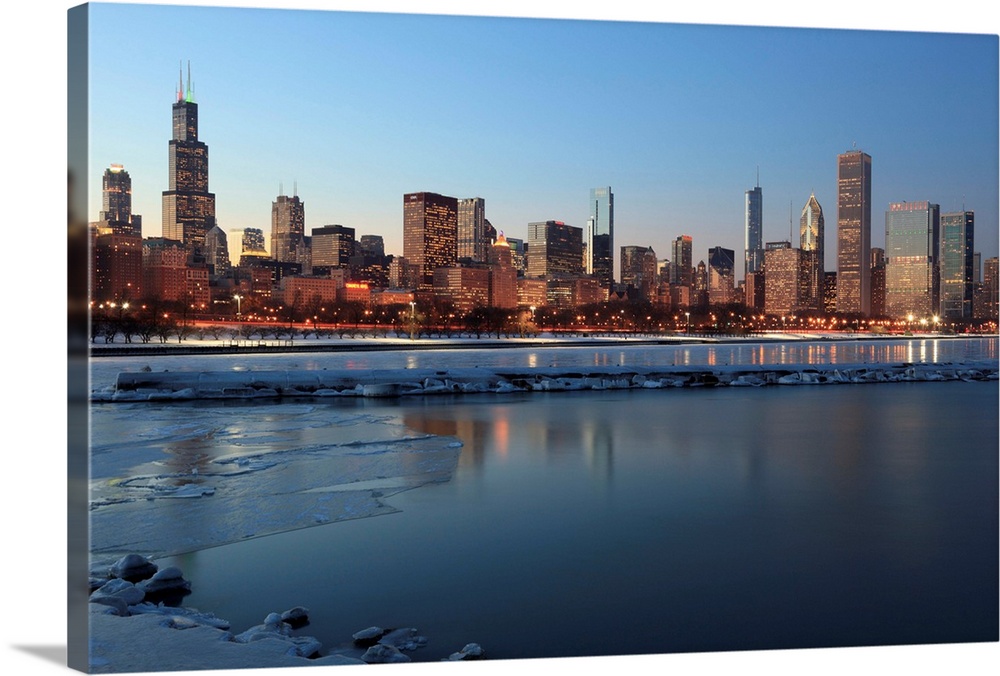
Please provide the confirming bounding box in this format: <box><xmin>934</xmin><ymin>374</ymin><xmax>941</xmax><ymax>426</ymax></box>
<box><xmin>91</xmin><ymin>579</ymin><xmax>146</xmax><ymax>607</ymax></box>
<box><xmin>445</xmin><ymin>642</ymin><xmax>486</xmax><ymax>660</ymax></box>
<box><xmin>279</xmin><ymin>606</ymin><xmax>310</xmax><ymax>627</ymax></box>
<box><xmin>361</xmin><ymin>643</ymin><xmax>411</xmax><ymax>663</ymax></box>
<box><xmin>137</xmin><ymin>566</ymin><xmax>191</xmax><ymax>594</ymax></box>
<box><xmin>351</xmin><ymin>626</ymin><xmax>387</xmax><ymax>646</ymax></box>
<box><xmin>109</xmin><ymin>554</ymin><xmax>158</xmax><ymax>581</ymax></box>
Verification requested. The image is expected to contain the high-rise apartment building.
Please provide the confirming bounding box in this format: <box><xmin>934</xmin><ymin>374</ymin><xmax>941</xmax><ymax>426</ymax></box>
<box><xmin>526</xmin><ymin>220</ymin><xmax>584</xmax><ymax>279</ymax></box>
<box><xmin>885</xmin><ymin>201</ymin><xmax>939</xmax><ymax>318</ymax></box>
<box><xmin>745</xmin><ymin>182</ymin><xmax>763</xmax><ymax>279</ymax></box>
<box><xmin>800</xmin><ymin>193</ymin><xmax>824</xmax><ymax>311</ymax></box>
<box><xmin>203</xmin><ymin>225</ymin><xmax>230</xmax><ymax>275</ymax></box>
<box><xmin>403</xmin><ymin>192</ymin><xmax>458</xmax><ymax>289</ymax></box>
<box><xmin>708</xmin><ymin>246</ymin><xmax>735</xmax><ymax>306</ymax></box>
<box><xmin>162</xmin><ymin>63</ymin><xmax>216</xmax><ymax>259</ymax></box>
<box><xmin>938</xmin><ymin>211</ymin><xmax>974</xmax><ymax>319</ymax></box>
<box><xmin>836</xmin><ymin>150</ymin><xmax>872</xmax><ymax>315</ymax></box>
<box><xmin>671</xmin><ymin>235</ymin><xmax>693</xmax><ymax>288</ymax></box>
<box><xmin>587</xmin><ymin>187</ymin><xmax>614</xmax><ymax>288</ymax></box>
<box><xmin>271</xmin><ymin>192</ymin><xmax>306</xmax><ymax>263</ymax></box>
<box><xmin>457</xmin><ymin>197</ymin><xmax>488</xmax><ymax>263</ymax></box>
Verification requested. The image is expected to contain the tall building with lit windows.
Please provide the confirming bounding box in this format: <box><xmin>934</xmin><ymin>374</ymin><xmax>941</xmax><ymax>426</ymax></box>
<box><xmin>671</xmin><ymin>235</ymin><xmax>693</xmax><ymax>288</ymax></box>
<box><xmin>938</xmin><ymin>211</ymin><xmax>975</xmax><ymax>319</ymax></box>
<box><xmin>800</xmin><ymin>193</ymin><xmax>824</xmax><ymax>311</ymax></box>
<box><xmin>526</xmin><ymin>220</ymin><xmax>584</xmax><ymax>279</ymax></box>
<box><xmin>836</xmin><ymin>150</ymin><xmax>871</xmax><ymax>315</ymax></box>
<box><xmin>457</xmin><ymin>197</ymin><xmax>488</xmax><ymax>262</ymax></box>
<box><xmin>403</xmin><ymin>192</ymin><xmax>458</xmax><ymax>289</ymax></box>
<box><xmin>271</xmin><ymin>192</ymin><xmax>306</xmax><ymax>263</ymax></box>
<box><xmin>100</xmin><ymin>164</ymin><xmax>141</xmax><ymax>235</ymax></box>
<box><xmin>745</xmin><ymin>182</ymin><xmax>763</xmax><ymax>279</ymax></box>
<box><xmin>884</xmin><ymin>200</ymin><xmax>939</xmax><ymax>318</ymax></box>
<box><xmin>587</xmin><ymin>187</ymin><xmax>614</xmax><ymax>288</ymax></box>
<box><xmin>162</xmin><ymin>63</ymin><xmax>216</xmax><ymax>259</ymax></box>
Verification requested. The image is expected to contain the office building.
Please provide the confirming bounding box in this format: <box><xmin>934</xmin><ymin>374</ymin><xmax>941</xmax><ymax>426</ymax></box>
<box><xmin>311</xmin><ymin>224</ymin><xmax>356</xmax><ymax>268</ymax></box>
<box><xmin>526</xmin><ymin>220</ymin><xmax>584</xmax><ymax>279</ymax></box>
<box><xmin>587</xmin><ymin>187</ymin><xmax>614</xmax><ymax>288</ymax></box>
<box><xmin>800</xmin><ymin>193</ymin><xmax>824</xmax><ymax>311</ymax></box>
<box><xmin>271</xmin><ymin>192</ymin><xmax>306</xmax><ymax>263</ymax></box>
<box><xmin>203</xmin><ymin>225</ymin><xmax>230</xmax><ymax>275</ymax></box>
<box><xmin>938</xmin><ymin>211</ymin><xmax>974</xmax><ymax>319</ymax></box>
<box><xmin>836</xmin><ymin>150</ymin><xmax>872</xmax><ymax>315</ymax></box>
<box><xmin>870</xmin><ymin>248</ymin><xmax>886</xmax><ymax>317</ymax></box>
<box><xmin>671</xmin><ymin>235</ymin><xmax>693</xmax><ymax>288</ymax></box>
<box><xmin>708</xmin><ymin>246</ymin><xmax>735</xmax><ymax>306</ymax></box>
<box><xmin>884</xmin><ymin>201</ymin><xmax>939</xmax><ymax>318</ymax></box>
<box><xmin>620</xmin><ymin>245</ymin><xmax>658</xmax><ymax>300</ymax></box>
<box><xmin>403</xmin><ymin>192</ymin><xmax>458</xmax><ymax>289</ymax></box>
<box><xmin>764</xmin><ymin>242</ymin><xmax>812</xmax><ymax>316</ymax></box>
<box><xmin>162</xmin><ymin>63</ymin><xmax>217</xmax><ymax>259</ymax></box>
<box><xmin>488</xmin><ymin>232</ymin><xmax>518</xmax><ymax>309</ymax></box>
<box><xmin>457</xmin><ymin>197</ymin><xmax>488</xmax><ymax>262</ymax></box>
<box><xmin>100</xmin><ymin>164</ymin><xmax>141</xmax><ymax>236</ymax></box>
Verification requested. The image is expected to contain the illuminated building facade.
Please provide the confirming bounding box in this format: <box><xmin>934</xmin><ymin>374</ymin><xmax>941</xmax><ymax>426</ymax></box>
<box><xmin>671</xmin><ymin>235</ymin><xmax>693</xmax><ymax>288</ymax></box>
<box><xmin>488</xmin><ymin>232</ymin><xmax>518</xmax><ymax>309</ymax></box>
<box><xmin>800</xmin><ymin>193</ymin><xmax>824</xmax><ymax>311</ymax></box>
<box><xmin>162</xmin><ymin>64</ymin><xmax>216</xmax><ymax>259</ymax></box>
<box><xmin>587</xmin><ymin>187</ymin><xmax>614</xmax><ymax>288</ymax></box>
<box><xmin>457</xmin><ymin>197</ymin><xmax>488</xmax><ymax>262</ymax></box>
<box><xmin>870</xmin><ymin>247</ymin><xmax>886</xmax><ymax>317</ymax></box>
<box><xmin>938</xmin><ymin>211</ymin><xmax>975</xmax><ymax>319</ymax></box>
<box><xmin>764</xmin><ymin>242</ymin><xmax>811</xmax><ymax>316</ymax></box>
<box><xmin>526</xmin><ymin>221</ymin><xmax>584</xmax><ymax>279</ymax></box>
<box><xmin>433</xmin><ymin>265</ymin><xmax>490</xmax><ymax>314</ymax></box>
<box><xmin>271</xmin><ymin>193</ymin><xmax>306</xmax><ymax>263</ymax></box>
<box><xmin>403</xmin><ymin>192</ymin><xmax>458</xmax><ymax>289</ymax></box>
<box><xmin>620</xmin><ymin>245</ymin><xmax>658</xmax><ymax>300</ymax></box>
<box><xmin>884</xmin><ymin>201</ymin><xmax>939</xmax><ymax>318</ymax></box>
<box><xmin>311</xmin><ymin>224</ymin><xmax>356</xmax><ymax>268</ymax></box>
<box><xmin>203</xmin><ymin>225</ymin><xmax>230</xmax><ymax>275</ymax></box>
<box><xmin>745</xmin><ymin>183</ymin><xmax>763</xmax><ymax>278</ymax></box>
<box><xmin>707</xmin><ymin>246</ymin><xmax>735</xmax><ymax>306</ymax></box>
<box><xmin>101</xmin><ymin>164</ymin><xmax>141</xmax><ymax>236</ymax></box>
<box><xmin>836</xmin><ymin>150</ymin><xmax>871</xmax><ymax>315</ymax></box>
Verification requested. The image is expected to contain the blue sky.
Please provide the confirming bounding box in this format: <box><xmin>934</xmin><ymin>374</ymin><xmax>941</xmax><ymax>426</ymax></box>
<box><xmin>83</xmin><ymin>1</ymin><xmax>998</xmax><ymax>278</ymax></box>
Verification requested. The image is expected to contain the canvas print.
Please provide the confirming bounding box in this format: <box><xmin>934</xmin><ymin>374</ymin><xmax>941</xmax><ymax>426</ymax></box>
<box><xmin>67</xmin><ymin>2</ymin><xmax>999</xmax><ymax>674</ymax></box>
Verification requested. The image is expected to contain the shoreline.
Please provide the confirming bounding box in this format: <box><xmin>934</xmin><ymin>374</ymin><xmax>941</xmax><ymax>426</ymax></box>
<box><xmin>87</xmin><ymin>331</ymin><xmax>994</xmax><ymax>358</ymax></box>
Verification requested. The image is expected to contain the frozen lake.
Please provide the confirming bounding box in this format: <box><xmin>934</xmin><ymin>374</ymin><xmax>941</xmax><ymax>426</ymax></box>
<box><xmin>88</xmin><ymin>337</ymin><xmax>999</xmax><ymax>665</ymax></box>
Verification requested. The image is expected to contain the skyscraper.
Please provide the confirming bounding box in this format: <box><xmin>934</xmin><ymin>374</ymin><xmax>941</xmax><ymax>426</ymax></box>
<box><xmin>745</xmin><ymin>180</ymin><xmax>763</xmax><ymax>279</ymax></box>
<box><xmin>884</xmin><ymin>201</ymin><xmax>939</xmax><ymax>318</ymax></box>
<box><xmin>311</xmin><ymin>224</ymin><xmax>356</xmax><ymax>268</ymax></box>
<box><xmin>526</xmin><ymin>220</ymin><xmax>584</xmax><ymax>279</ymax></box>
<box><xmin>939</xmin><ymin>211</ymin><xmax>974</xmax><ymax>319</ymax></box>
<box><xmin>836</xmin><ymin>149</ymin><xmax>872</xmax><ymax>315</ymax></box>
<box><xmin>403</xmin><ymin>192</ymin><xmax>458</xmax><ymax>288</ymax></box>
<box><xmin>100</xmin><ymin>164</ymin><xmax>140</xmax><ymax>235</ymax></box>
<box><xmin>620</xmin><ymin>245</ymin><xmax>658</xmax><ymax>300</ymax></box>
<box><xmin>162</xmin><ymin>63</ymin><xmax>216</xmax><ymax>259</ymax></box>
<box><xmin>271</xmin><ymin>192</ymin><xmax>306</xmax><ymax>263</ymax></box>
<box><xmin>587</xmin><ymin>187</ymin><xmax>614</xmax><ymax>288</ymax></box>
<box><xmin>764</xmin><ymin>241</ymin><xmax>812</xmax><ymax>316</ymax></box>
<box><xmin>800</xmin><ymin>193</ymin><xmax>824</xmax><ymax>311</ymax></box>
<box><xmin>708</xmin><ymin>246</ymin><xmax>735</xmax><ymax>306</ymax></box>
<box><xmin>670</xmin><ymin>235</ymin><xmax>693</xmax><ymax>288</ymax></box>
<box><xmin>457</xmin><ymin>197</ymin><xmax>488</xmax><ymax>262</ymax></box>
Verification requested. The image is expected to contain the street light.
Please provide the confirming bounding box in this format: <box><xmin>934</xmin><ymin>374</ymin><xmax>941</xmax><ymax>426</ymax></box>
<box><xmin>233</xmin><ymin>294</ymin><xmax>243</xmax><ymax>319</ymax></box>
<box><xmin>409</xmin><ymin>301</ymin><xmax>416</xmax><ymax>340</ymax></box>
<box><xmin>685</xmin><ymin>311</ymin><xmax>691</xmax><ymax>334</ymax></box>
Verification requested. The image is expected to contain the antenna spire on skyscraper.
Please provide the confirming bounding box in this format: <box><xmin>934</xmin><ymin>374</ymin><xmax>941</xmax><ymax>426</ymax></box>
<box><xmin>177</xmin><ymin>61</ymin><xmax>184</xmax><ymax>102</ymax></box>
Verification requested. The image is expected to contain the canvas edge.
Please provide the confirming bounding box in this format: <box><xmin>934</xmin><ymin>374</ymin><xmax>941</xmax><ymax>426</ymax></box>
<box><xmin>68</xmin><ymin>2</ymin><xmax>92</xmax><ymax>673</ymax></box>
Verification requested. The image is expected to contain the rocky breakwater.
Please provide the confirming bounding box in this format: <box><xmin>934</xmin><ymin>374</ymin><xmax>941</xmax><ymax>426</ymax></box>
<box><xmin>97</xmin><ymin>362</ymin><xmax>999</xmax><ymax>402</ymax></box>
<box><xmin>88</xmin><ymin>553</ymin><xmax>485</xmax><ymax>671</ymax></box>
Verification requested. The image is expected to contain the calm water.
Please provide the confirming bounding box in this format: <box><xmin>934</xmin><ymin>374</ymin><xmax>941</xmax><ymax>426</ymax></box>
<box><xmin>157</xmin><ymin>381</ymin><xmax>999</xmax><ymax>660</ymax></box>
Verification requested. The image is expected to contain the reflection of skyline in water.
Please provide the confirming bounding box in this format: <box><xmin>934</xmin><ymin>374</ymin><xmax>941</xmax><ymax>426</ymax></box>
<box><xmin>89</xmin><ymin>337</ymin><xmax>998</xmax><ymax>391</ymax></box>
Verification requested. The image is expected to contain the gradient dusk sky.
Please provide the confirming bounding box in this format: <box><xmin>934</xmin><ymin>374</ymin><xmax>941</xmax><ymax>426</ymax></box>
<box><xmin>83</xmin><ymin>1</ymin><xmax>999</xmax><ymax>277</ymax></box>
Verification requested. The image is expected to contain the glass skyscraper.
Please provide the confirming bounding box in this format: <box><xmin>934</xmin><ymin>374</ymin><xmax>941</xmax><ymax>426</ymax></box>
<box><xmin>884</xmin><ymin>200</ymin><xmax>939</xmax><ymax>318</ymax></box>
<box><xmin>271</xmin><ymin>192</ymin><xmax>306</xmax><ymax>263</ymax></box>
<box><xmin>745</xmin><ymin>183</ymin><xmax>763</xmax><ymax>279</ymax></box>
<box><xmin>403</xmin><ymin>192</ymin><xmax>458</xmax><ymax>289</ymax></box>
<box><xmin>939</xmin><ymin>211</ymin><xmax>975</xmax><ymax>319</ymax></box>
<box><xmin>836</xmin><ymin>150</ymin><xmax>872</xmax><ymax>315</ymax></box>
<box><xmin>162</xmin><ymin>63</ymin><xmax>216</xmax><ymax>258</ymax></box>
<box><xmin>587</xmin><ymin>187</ymin><xmax>614</xmax><ymax>288</ymax></box>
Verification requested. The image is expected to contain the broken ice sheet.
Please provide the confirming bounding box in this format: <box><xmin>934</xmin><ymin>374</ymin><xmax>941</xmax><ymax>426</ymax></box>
<box><xmin>89</xmin><ymin>401</ymin><xmax>462</xmax><ymax>567</ymax></box>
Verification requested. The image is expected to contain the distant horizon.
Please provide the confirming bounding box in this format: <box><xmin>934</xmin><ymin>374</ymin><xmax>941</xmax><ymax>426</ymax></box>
<box><xmin>82</xmin><ymin>3</ymin><xmax>999</xmax><ymax>283</ymax></box>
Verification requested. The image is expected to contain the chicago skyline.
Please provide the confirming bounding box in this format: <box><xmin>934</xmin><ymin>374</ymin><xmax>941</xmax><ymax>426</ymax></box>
<box><xmin>82</xmin><ymin>4</ymin><xmax>999</xmax><ymax>277</ymax></box>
